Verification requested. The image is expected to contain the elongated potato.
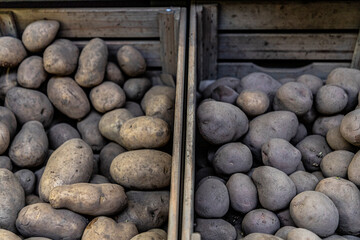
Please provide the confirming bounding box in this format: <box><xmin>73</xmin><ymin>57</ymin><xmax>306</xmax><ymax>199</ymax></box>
<box><xmin>16</xmin><ymin>203</ymin><xmax>87</xmax><ymax>240</ymax></box>
<box><xmin>117</xmin><ymin>45</ymin><xmax>146</xmax><ymax>77</ymax></box>
<box><xmin>39</xmin><ymin>138</ymin><xmax>93</xmax><ymax>202</ymax></box>
<box><xmin>0</xmin><ymin>36</ymin><xmax>27</xmax><ymax>67</ymax></box>
<box><xmin>106</xmin><ymin>61</ymin><xmax>125</xmax><ymax>86</ymax></box>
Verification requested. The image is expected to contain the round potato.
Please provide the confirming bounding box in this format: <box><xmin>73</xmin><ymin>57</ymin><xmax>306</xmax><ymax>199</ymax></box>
<box><xmin>25</xmin><ymin>194</ymin><xmax>43</xmax><ymax>206</ymax></box>
<box><xmin>348</xmin><ymin>151</ymin><xmax>360</xmax><ymax>187</ymax></box>
<box><xmin>326</xmin><ymin>126</ymin><xmax>357</xmax><ymax>151</ymax></box>
<box><xmin>211</xmin><ymin>85</ymin><xmax>239</xmax><ymax>104</ymax></box>
<box><xmin>296</xmin><ymin>74</ymin><xmax>323</xmax><ymax>95</ymax></box>
<box><xmin>123</xmin><ymin>78</ymin><xmax>152</xmax><ymax>101</ymax></box>
<box><xmin>242</xmin><ymin>209</ymin><xmax>280</xmax><ymax>235</ymax></box>
<box><xmin>124</xmin><ymin>101</ymin><xmax>144</xmax><ymax>117</ymax></box>
<box><xmin>0</xmin><ymin>36</ymin><xmax>27</xmax><ymax>67</ymax></box>
<box><xmin>0</xmin><ymin>122</ymin><xmax>10</xmax><ymax>155</ymax></box>
<box><xmin>0</xmin><ymin>156</ymin><xmax>12</xmax><ymax>171</ymax></box>
<box><xmin>90</xmin><ymin>174</ymin><xmax>110</xmax><ymax>184</ymax></box>
<box><xmin>202</xmin><ymin>77</ymin><xmax>240</xmax><ymax>98</ymax></box>
<box><xmin>17</xmin><ymin>56</ymin><xmax>47</xmax><ymax>89</ymax></box>
<box><xmin>320</xmin><ymin>150</ymin><xmax>354</xmax><ymax>178</ymax></box>
<box><xmin>48</xmin><ymin>123</ymin><xmax>80</xmax><ymax>150</ymax></box>
<box><xmin>77</xmin><ymin>111</ymin><xmax>106</xmax><ymax>152</ymax></box>
<box><xmin>130</xmin><ymin>231</ymin><xmax>165</xmax><ymax>240</ymax></box>
<box><xmin>99</xmin><ymin>142</ymin><xmax>126</xmax><ymax>180</ymax></box>
<box><xmin>90</xmin><ymin>81</ymin><xmax>126</xmax><ymax>113</ymax></box>
<box><xmin>0</xmin><ymin>106</ymin><xmax>17</xmax><ymax>139</ymax></box>
<box><xmin>106</xmin><ymin>61</ymin><xmax>125</xmax><ymax>86</ymax></box>
<box><xmin>43</xmin><ymin>39</ymin><xmax>79</xmax><ymax>75</ymax></box>
<box><xmin>15</xmin><ymin>169</ymin><xmax>36</xmax><ymax>195</ymax></box>
<box><xmin>312</xmin><ymin>114</ymin><xmax>344</xmax><ymax>137</ymax></box>
<box><xmin>195</xmin><ymin>218</ymin><xmax>237</xmax><ymax>240</ymax></box>
<box><xmin>243</xmin><ymin>233</ymin><xmax>282</xmax><ymax>240</ymax></box>
<box><xmin>47</xmin><ymin>77</ymin><xmax>90</xmax><ymax>119</ymax></box>
<box><xmin>340</xmin><ymin>109</ymin><xmax>360</xmax><ymax>146</ymax></box>
<box><xmin>22</xmin><ymin>20</ymin><xmax>59</xmax><ymax>52</ymax></box>
<box><xmin>276</xmin><ymin>208</ymin><xmax>295</xmax><ymax>227</ymax></box>
<box><xmin>141</xmin><ymin>85</ymin><xmax>176</xmax><ymax>111</ymax></box>
<box><xmin>287</xmin><ymin>228</ymin><xmax>321</xmax><ymax>240</ymax></box>
<box><xmin>143</xmin><ymin>94</ymin><xmax>174</xmax><ymax>127</ymax></box>
<box><xmin>110</xmin><ymin>149</ymin><xmax>171</xmax><ymax>190</ymax></box>
<box><xmin>289</xmin><ymin>171</ymin><xmax>319</xmax><ymax>194</ymax></box>
<box><xmin>0</xmin><ymin>229</ymin><xmax>22</xmax><ymax>240</ymax></box>
<box><xmin>117</xmin><ymin>45</ymin><xmax>146</xmax><ymax>77</ymax></box>
<box><xmin>315</xmin><ymin>85</ymin><xmax>348</xmax><ymax>115</ymax></box>
<box><xmin>236</xmin><ymin>90</ymin><xmax>270</xmax><ymax>117</ymax></box>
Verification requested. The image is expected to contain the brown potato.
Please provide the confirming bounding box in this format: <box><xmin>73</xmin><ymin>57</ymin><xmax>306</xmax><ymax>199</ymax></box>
<box><xmin>0</xmin><ymin>36</ymin><xmax>27</xmax><ymax>67</ymax></box>
<box><xmin>99</xmin><ymin>142</ymin><xmax>126</xmax><ymax>180</ymax></box>
<box><xmin>296</xmin><ymin>74</ymin><xmax>323</xmax><ymax>95</ymax></box>
<box><xmin>21</xmin><ymin>20</ymin><xmax>60</xmax><ymax>52</ymax></box>
<box><xmin>17</xmin><ymin>56</ymin><xmax>47</xmax><ymax>89</ymax></box>
<box><xmin>348</xmin><ymin>151</ymin><xmax>360</xmax><ymax>187</ymax></box>
<box><xmin>0</xmin><ymin>69</ymin><xmax>17</xmax><ymax>101</ymax></box>
<box><xmin>16</xmin><ymin>203</ymin><xmax>88</xmax><ymax>239</ymax></box>
<box><xmin>117</xmin><ymin>45</ymin><xmax>146</xmax><ymax>77</ymax></box>
<box><xmin>90</xmin><ymin>81</ymin><xmax>126</xmax><ymax>113</ymax></box>
<box><xmin>43</xmin><ymin>39</ymin><xmax>79</xmax><ymax>75</ymax></box>
<box><xmin>287</xmin><ymin>228</ymin><xmax>321</xmax><ymax>240</ymax></box>
<box><xmin>25</xmin><ymin>194</ymin><xmax>43</xmax><ymax>205</ymax></box>
<box><xmin>143</xmin><ymin>94</ymin><xmax>174</xmax><ymax>127</ymax></box>
<box><xmin>0</xmin><ymin>122</ymin><xmax>10</xmax><ymax>155</ymax></box>
<box><xmin>242</xmin><ymin>233</ymin><xmax>283</xmax><ymax>240</ymax></box>
<box><xmin>130</xmin><ymin>231</ymin><xmax>165</xmax><ymax>240</ymax></box>
<box><xmin>75</xmin><ymin>38</ymin><xmax>108</xmax><ymax>87</ymax></box>
<box><xmin>47</xmin><ymin>77</ymin><xmax>90</xmax><ymax>119</ymax></box>
<box><xmin>39</xmin><ymin>138</ymin><xmax>93</xmax><ymax>202</ymax></box>
<box><xmin>0</xmin><ymin>106</ymin><xmax>17</xmax><ymax>139</ymax></box>
<box><xmin>141</xmin><ymin>86</ymin><xmax>175</xmax><ymax>111</ymax></box>
<box><xmin>123</xmin><ymin>78</ymin><xmax>152</xmax><ymax>101</ymax></box>
<box><xmin>340</xmin><ymin>109</ymin><xmax>360</xmax><ymax>146</ymax></box>
<box><xmin>0</xmin><ymin>229</ymin><xmax>22</xmax><ymax>240</ymax></box>
<box><xmin>119</xmin><ymin>116</ymin><xmax>170</xmax><ymax>150</ymax></box>
<box><xmin>15</xmin><ymin>169</ymin><xmax>36</xmax><ymax>195</ymax></box>
<box><xmin>106</xmin><ymin>61</ymin><xmax>125</xmax><ymax>86</ymax></box>
<box><xmin>326</xmin><ymin>126</ymin><xmax>357</xmax><ymax>152</ymax></box>
<box><xmin>0</xmin><ymin>156</ymin><xmax>12</xmax><ymax>171</ymax></box>
<box><xmin>110</xmin><ymin>149</ymin><xmax>171</xmax><ymax>190</ymax></box>
<box><xmin>124</xmin><ymin>101</ymin><xmax>144</xmax><ymax>117</ymax></box>
<box><xmin>236</xmin><ymin>90</ymin><xmax>270</xmax><ymax>117</ymax></box>
<box><xmin>49</xmin><ymin>183</ymin><xmax>127</xmax><ymax>216</ymax></box>
<box><xmin>48</xmin><ymin>123</ymin><xmax>80</xmax><ymax>150</ymax></box>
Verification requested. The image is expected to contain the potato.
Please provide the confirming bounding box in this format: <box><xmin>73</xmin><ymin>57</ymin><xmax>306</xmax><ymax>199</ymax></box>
<box><xmin>142</xmin><ymin>94</ymin><xmax>174</xmax><ymax>127</ymax></box>
<box><xmin>0</xmin><ymin>122</ymin><xmax>10</xmax><ymax>155</ymax></box>
<box><xmin>300</xmin><ymin>105</ymin><xmax>318</xmax><ymax>126</ymax></box>
<box><xmin>276</xmin><ymin>208</ymin><xmax>295</xmax><ymax>226</ymax></box>
<box><xmin>49</xmin><ymin>183</ymin><xmax>126</xmax><ymax>216</ymax></box>
<box><xmin>0</xmin><ymin>106</ymin><xmax>17</xmax><ymax>139</ymax></box>
<box><xmin>124</xmin><ymin>101</ymin><xmax>144</xmax><ymax>117</ymax></box>
<box><xmin>236</xmin><ymin>90</ymin><xmax>270</xmax><ymax>117</ymax></box>
<box><xmin>75</xmin><ymin>38</ymin><xmax>108</xmax><ymax>87</ymax></box>
<box><xmin>213</xmin><ymin>142</ymin><xmax>252</xmax><ymax>175</ymax></box>
<box><xmin>119</xmin><ymin>116</ymin><xmax>170</xmax><ymax>150</ymax></box>
<box><xmin>0</xmin><ymin>36</ymin><xmax>27</xmax><ymax>67</ymax></box>
<box><xmin>117</xmin><ymin>45</ymin><xmax>146</xmax><ymax>77</ymax></box>
<box><xmin>39</xmin><ymin>138</ymin><xmax>93</xmax><ymax>202</ymax></box>
<box><xmin>252</xmin><ymin>166</ymin><xmax>296</xmax><ymax>211</ymax></box>
<box><xmin>243</xmin><ymin>111</ymin><xmax>298</xmax><ymax>161</ymax></box>
<box><xmin>110</xmin><ymin>149</ymin><xmax>171</xmax><ymax>190</ymax></box>
<box><xmin>261</xmin><ymin>138</ymin><xmax>301</xmax><ymax>175</ymax></box>
<box><xmin>99</xmin><ymin>142</ymin><xmax>126</xmax><ymax>180</ymax></box>
<box><xmin>290</xmin><ymin>191</ymin><xmax>339</xmax><ymax>237</ymax></box>
<box><xmin>16</xmin><ymin>203</ymin><xmax>87</xmax><ymax>239</ymax></box>
<box><xmin>123</xmin><ymin>78</ymin><xmax>151</xmax><ymax>101</ymax></box>
<box><xmin>312</xmin><ymin>114</ymin><xmax>343</xmax><ymax>136</ymax></box>
<box><xmin>130</xmin><ymin>231</ymin><xmax>165</xmax><ymax>240</ymax></box>
<box><xmin>90</xmin><ymin>174</ymin><xmax>110</xmax><ymax>184</ymax></box>
<box><xmin>0</xmin><ymin>169</ymin><xmax>25</xmax><ymax>232</ymax></box>
<box><xmin>316</xmin><ymin>177</ymin><xmax>360</xmax><ymax>235</ymax></box>
<box><xmin>320</xmin><ymin>150</ymin><xmax>354</xmax><ymax>178</ymax></box>
<box><xmin>77</xmin><ymin>111</ymin><xmax>107</xmax><ymax>151</ymax></box>
<box><xmin>99</xmin><ymin>108</ymin><xmax>134</xmax><ymax>144</ymax></box>
<box><xmin>47</xmin><ymin>76</ymin><xmax>90</xmax><ymax>119</ymax></box>
<box><xmin>141</xmin><ymin>85</ymin><xmax>175</xmax><ymax>110</ymax></box>
<box><xmin>290</xmin><ymin>123</ymin><xmax>308</xmax><ymax>145</ymax></box>
<box><xmin>194</xmin><ymin>218</ymin><xmax>237</xmax><ymax>240</ymax></box>
<box><xmin>9</xmin><ymin>121</ymin><xmax>48</xmax><ymax>168</ymax></box>
<box><xmin>90</xmin><ymin>81</ymin><xmax>126</xmax><ymax>113</ymax></box>
<box><xmin>15</xmin><ymin>169</ymin><xmax>36</xmax><ymax>195</ymax></box>
<box><xmin>312</xmin><ymin>171</ymin><xmax>325</xmax><ymax>181</ymax></box>
<box><xmin>289</xmin><ymin>171</ymin><xmax>319</xmax><ymax>194</ymax></box>
<box><xmin>17</xmin><ymin>56</ymin><xmax>47</xmax><ymax>89</ymax></box>
<box><xmin>197</xmin><ymin>100</ymin><xmax>248</xmax><ymax>145</ymax></box>
<box><xmin>22</xmin><ymin>20</ymin><xmax>59</xmax><ymax>52</ymax></box>
<box><xmin>0</xmin><ymin>156</ymin><xmax>12</xmax><ymax>170</ymax></box>
<box><xmin>195</xmin><ymin>167</ymin><xmax>215</xmax><ymax>187</ymax></box>
<box><xmin>323</xmin><ymin>235</ymin><xmax>348</xmax><ymax>240</ymax></box>
<box><xmin>25</xmin><ymin>194</ymin><xmax>43</xmax><ymax>205</ymax></box>
<box><xmin>25</xmin><ymin>238</ymin><xmax>52</xmax><ymax>240</ymax></box>
<box><xmin>326</xmin><ymin>126</ymin><xmax>357</xmax><ymax>151</ymax></box>
<box><xmin>0</xmin><ymin>69</ymin><xmax>17</xmax><ymax>101</ymax></box>
<box><xmin>242</xmin><ymin>233</ymin><xmax>282</xmax><ymax>240</ymax></box>
<box><xmin>48</xmin><ymin>123</ymin><xmax>80</xmax><ymax>150</ymax></box>
<box><xmin>82</xmin><ymin>216</ymin><xmax>138</xmax><ymax>240</ymax></box>
<box><xmin>147</xmin><ymin>229</ymin><xmax>167</xmax><ymax>239</ymax></box>
<box><xmin>348</xmin><ymin>151</ymin><xmax>360</xmax><ymax>186</ymax></box>
<box><xmin>296</xmin><ymin>135</ymin><xmax>331</xmax><ymax>171</ymax></box>
<box><xmin>202</xmin><ymin>77</ymin><xmax>239</xmax><ymax>98</ymax></box>
<box><xmin>296</xmin><ymin>74</ymin><xmax>323</xmax><ymax>95</ymax></box>
<box><xmin>5</xmin><ymin>87</ymin><xmax>54</xmax><ymax>127</ymax></box>
<box><xmin>273</xmin><ymin>82</ymin><xmax>313</xmax><ymax>115</ymax></box>
<box><xmin>274</xmin><ymin>226</ymin><xmax>296</xmax><ymax>239</ymax></box>
<box><xmin>242</xmin><ymin>209</ymin><xmax>280</xmax><ymax>235</ymax></box>
<box><xmin>106</xmin><ymin>61</ymin><xmax>125</xmax><ymax>86</ymax></box>
<box><xmin>211</xmin><ymin>85</ymin><xmax>239</xmax><ymax>104</ymax></box>
<box><xmin>116</xmin><ymin>191</ymin><xmax>169</xmax><ymax>232</ymax></box>
<box><xmin>315</xmin><ymin>85</ymin><xmax>348</xmax><ymax>115</ymax></box>
<box><xmin>287</xmin><ymin>228</ymin><xmax>321</xmax><ymax>240</ymax></box>
<box><xmin>195</xmin><ymin>177</ymin><xmax>229</xmax><ymax>218</ymax></box>
<box><xmin>0</xmin><ymin>229</ymin><xmax>21</xmax><ymax>240</ymax></box>
<box><xmin>43</xmin><ymin>39</ymin><xmax>79</xmax><ymax>75</ymax></box>
<box><xmin>343</xmin><ymin>236</ymin><xmax>360</xmax><ymax>240</ymax></box>
<box><xmin>340</xmin><ymin>109</ymin><xmax>360</xmax><ymax>146</ymax></box>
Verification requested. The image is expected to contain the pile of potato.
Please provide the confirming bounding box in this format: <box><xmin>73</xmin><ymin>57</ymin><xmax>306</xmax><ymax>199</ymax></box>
<box><xmin>0</xmin><ymin>19</ymin><xmax>175</xmax><ymax>240</ymax></box>
<box><xmin>195</xmin><ymin>69</ymin><xmax>360</xmax><ymax>240</ymax></box>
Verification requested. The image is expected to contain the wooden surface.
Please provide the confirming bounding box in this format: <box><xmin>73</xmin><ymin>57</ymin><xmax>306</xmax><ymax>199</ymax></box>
<box><xmin>351</xmin><ymin>29</ymin><xmax>360</xmax><ymax>69</ymax></box>
<box><xmin>218</xmin><ymin>33</ymin><xmax>358</xmax><ymax>60</ymax></box>
<box><xmin>0</xmin><ymin>11</ymin><xmax>17</xmax><ymax>37</ymax></box>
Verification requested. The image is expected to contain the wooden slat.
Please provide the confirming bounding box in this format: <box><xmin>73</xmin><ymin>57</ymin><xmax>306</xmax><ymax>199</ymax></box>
<box><xmin>195</xmin><ymin>5</ymin><xmax>204</xmax><ymax>82</ymax></box>
<box><xmin>8</xmin><ymin>8</ymin><xmax>178</xmax><ymax>38</ymax></box>
<box><xmin>351</xmin><ymin>29</ymin><xmax>360</xmax><ymax>69</ymax></box>
<box><xmin>217</xmin><ymin>62</ymin><xmax>351</xmax><ymax>80</ymax></box>
<box><xmin>218</xmin><ymin>33</ymin><xmax>358</xmax><ymax>60</ymax></box>
<box><xmin>217</xmin><ymin>1</ymin><xmax>360</xmax><ymax>30</ymax></box>
<box><xmin>74</xmin><ymin>40</ymin><xmax>161</xmax><ymax>67</ymax></box>
<box><xmin>0</xmin><ymin>11</ymin><xmax>18</xmax><ymax>37</ymax></box>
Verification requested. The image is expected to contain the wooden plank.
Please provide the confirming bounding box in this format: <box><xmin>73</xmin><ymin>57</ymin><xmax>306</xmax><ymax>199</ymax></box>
<box><xmin>218</xmin><ymin>62</ymin><xmax>351</xmax><ymax>80</ymax></box>
<box><xmin>159</xmin><ymin>9</ymin><xmax>179</xmax><ymax>76</ymax></box>
<box><xmin>8</xmin><ymin>8</ymin><xmax>179</xmax><ymax>38</ymax></box>
<box><xmin>351</xmin><ymin>29</ymin><xmax>360</xmax><ymax>69</ymax></box>
<box><xmin>219</xmin><ymin>33</ymin><xmax>358</xmax><ymax>60</ymax></box>
<box><xmin>74</xmin><ymin>40</ymin><xmax>161</xmax><ymax>67</ymax></box>
<box><xmin>0</xmin><ymin>11</ymin><xmax>18</xmax><ymax>37</ymax></box>
<box><xmin>196</xmin><ymin>5</ymin><xmax>204</xmax><ymax>82</ymax></box>
<box><xmin>217</xmin><ymin>1</ymin><xmax>360</xmax><ymax>30</ymax></box>
<box><xmin>167</xmin><ymin>8</ymin><xmax>186</xmax><ymax>240</ymax></box>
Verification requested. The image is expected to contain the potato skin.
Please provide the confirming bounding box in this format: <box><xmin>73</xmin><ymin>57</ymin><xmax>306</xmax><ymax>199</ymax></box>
<box><xmin>130</xmin><ymin>232</ymin><xmax>165</xmax><ymax>240</ymax></box>
<box><xmin>242</xmin><ymin>209</ymin><xmax>280</xmax><ymax>235</ymax></box>
<box><xmin>16</xmin><ymin>203</ymin><xmax>88</xmax><ymax>240</ymax></box>
<box><xmin>123</xmin><ymin>78</ymin><xmax>151</xmax><ymax>101</ymax></box>
<box><xmin>340</xmin><ymin>109</ymin><xmax>360</xmax><ymax>146</ymax></box>
<box><xmin>90</xmin><ymin>81</ymin><xmax>126</xmax><ymax>113</ymax></box>
<box><xmin>315</xmin><ymin>85</ymin><xmax>348</xmax><ymax>115</ymax></box>
<box><xmin>119</xmin><ymin>116</ymin><xmax>170</xmax><ymax>150</ymax></box>
<box><xmin>194</xmin><ymin>218</ymin><xmax>237</xmax><ymax>240</ymax></box>
<box><xmin>48</xmin><ymin>123</ymin><xmax>80</xmax><ymax>150</ymax></box>
<box><xmin>22</xmin><ymin>20</ymin><xmax>59</xmax><ymax>52</ymax></box>
<box><xmin>99</xmin><ymin>142</ymin><xmax>126</xmax><ymax>180</ymax></box>
<box><xmin>236</xmin><ymin>90</ymin><xmax>270</xmax><ymax>116</ymax></box>
<box><xmin>296</xmin><ymin>74</ymin><xmax>323</xmax><ymax>95</ymax></box>
<box><xmin>106</xmin><ymin>61</ymin><xmax>125</xmax><ymax>86</ymax></box>
<box><xmin>141</xmin><ymin>85</ymin><xmax>175</xmax><ymax>111</ymax></box>
<box><xmin>289</xmin><ymin>171</ymin><xmax>319</xmax><ymax>194</ymax></box>
<box><xmin>287</xmin><ymin>228</ymin><xmax>321</xmax><ymax>240</ymax></box>
<box><xmin>312</xmin><ymin>114</ymin><xmax>344</xmax><ymax>137</ymax></box>
<box><xmin>5</xmin><ymin>87</ymin><xmax>54</xmax><ymax>127</ymax></box>
<box><xmin>82</xmin><ymin>217</ymin><xmax>138</xmax><ymax>240</ymax></box>
<box><xmin>348</xmin><ymin>151</ymin><xmax>360</xmax><ymax>186</ymax></box>
<box><xmin>110</xmin><ymin>149</ymin><xmax>171</xmax><ymax>190</ymax></box>
<box><xmin>17</xmin><ymin>56</ymin><xmax>47</xmax><ymax>89</ymax></box>
<box><xmin>49</xmin><ymin>183</ymin><xmax>127</xmax><ymax>216</ymax></box>
<box><xmin>0</xmin><ymin>69</ymin><xmax>17</xmax><ymax>101</ymax></box>
<box><xmin>320</xmin><ymin>150</ymin><xmax>354</xmax><ymax>178</ymax></box>
<box><xmin>39</xmin><ymin>138</ymin><xmax>93</xmax><ymax>202</ymax></box>
<box><xmin>0</xmin><ymin>36</ymin><xmax>27</xmax><ymax>67</ymax></box>
<box><xmin>117</xmin><ymin>45</ymin><xmax>146</xmax><ymax>77</ymax></box>
<box><xmin>43</xmin><ymin>39</ymin><xmax>79</xmax><ymax>75</ymax></box>
<box><xmin>47</xmin><ymin>77</ymin><xmax>90</xmax><ymax>119</ymax></box>
<box><xmin>0</xmin><ymin>169</ymin><xmax>25</xmax><ymax>232</ymax></box>
<box><xmin>15</xmin><ymin>169</ymin><xmax>36</xmax><ymax>195</ymax></box>
<box><xmin>0</xmin><ymin>122</ymin><xmax>10</xmax><ymax>155</ymax></box>
<box><xmin>75</xmin><ymin>38</ymin><xmax>108</xmax><ymax>87</ymax></box>
<box><xmin>326</xmin><ymin>126</ymin><xmax>356</xmax><ymax>152</ymax></box>
<box><xmin>243</xmin><ymin>233</ymin><xmax>283</xmax><ymax>240</ymax></box>
<box><xmin>0</xmin><ymin>229</ymin><xmax>22</xmax><ymax>240</ymax></box>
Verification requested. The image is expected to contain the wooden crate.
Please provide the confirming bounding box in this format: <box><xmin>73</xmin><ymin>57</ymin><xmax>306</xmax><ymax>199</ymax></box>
<box><xmin>0</xmin><ymin>7</ymin><xmax>186</xmax><ymax>240</ymax></box>
<box><xmin>182</xmin><ymin>1</ymin><xmax>360</xmax><ymax>240</ymax></box>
